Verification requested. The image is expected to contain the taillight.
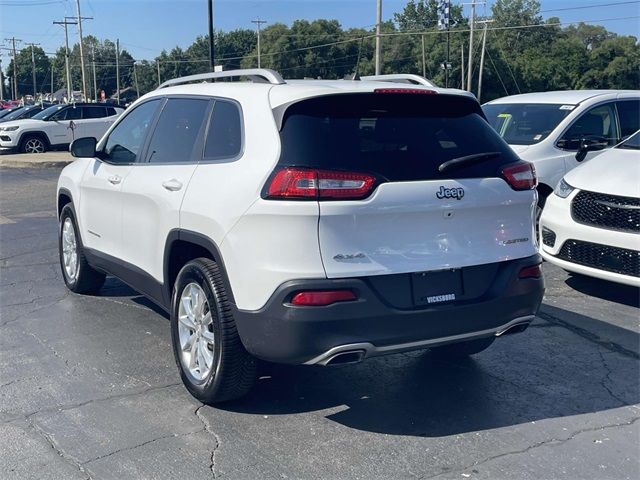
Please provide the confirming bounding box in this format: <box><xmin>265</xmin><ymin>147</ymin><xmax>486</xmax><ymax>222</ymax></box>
<box><xmin>291</xmin><ymin>290</ymin><xmax>357</xmax><ymax>306</ymax></box>
<box><xmin>501</xmin><ymin>162</ymin><xmax>537</xmax><ymax>191</ymax></box>
<box><xmin>519</xmin><ymin>264</ymin><xmax>542</xmax><ymax>279</ymax></box>
<box><xmin>266</xmin><ymin>168</ymin><xmax>377</xmax><ymax>200</ymax></box>
<box><xmin>374</xmin><ymin>88</ymin><xmax>437</xmax><ymax>95</ymax></box>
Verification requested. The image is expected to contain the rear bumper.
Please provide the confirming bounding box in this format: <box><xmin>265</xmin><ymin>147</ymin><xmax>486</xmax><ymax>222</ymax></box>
<box><xmin>233</xmin><ymin>255</ymin><xmax>544</xmax><ymax>364</ymax></box>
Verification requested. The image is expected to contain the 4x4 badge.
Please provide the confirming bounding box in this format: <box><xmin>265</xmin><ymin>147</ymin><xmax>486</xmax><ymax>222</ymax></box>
<box><xmin>436</xmin><ymin>186</ymin><xmax>465</xmax><ymax>200</ymax></box>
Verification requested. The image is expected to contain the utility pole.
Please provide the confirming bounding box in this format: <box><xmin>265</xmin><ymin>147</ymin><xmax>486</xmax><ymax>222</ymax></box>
<box><xmin>421</xmin><ymin>35</ymin><xmax>426</xmax><ymax>78</ymax></box>
<box><xmin>466</xmin><ymin>0</ymin><xmax>476</xmax><ymax>92</ymax></box>
<box><xmin>50</xmin><ymin>60</ymin><xmax>54</xmax><ymax>98</ymax></box>
<box><xmin>91</xmin><ymin>45</ymin><xmax>97</xmax><ymax>101</ymax></box>
<box><xmin>75</xmin><ymin>0</ymin><xmax>89</xmax><ymax>101</ymax></box>
<box><xmin>115</xmin><ymin>39</ymin><xmax>120</xmax><ymax>105</ymax></box>
<box><xmin>207</xmin><ymin>0</ymin><xmax>215</xmax><ymax>71</ymax></box>
<box><xmin>133</xmin><ymin>61</ymin><xmax>139</xmax><ymax>99</ymax></box>
<box><xmin>4</xmin><ymin>37</ymin><xmax>21</xmax><ymax>100</ymax></box>
<box><xmin>461</xmin><ymin>43</ymin><xmax>465</xmax><ymax>90</ymax></box>
<box><xmin>26</xmin><ymin>43</ymin><xmax>40</xmax><ymax>99</ymax></box>
<box><xmin>477</xmin><ymin>20</ymin><xmax>492</xmax><ymax>103</ymax></box>
<box><xmin>375</xmin><ymin>0</ymin><xmax>382</xmax><ymax>75</ymax></box>
<box><xmin>54</xmin><ymin>19</ymin><xmax>76</xmax><ymax>102</ymax></box>
<box><xmin>251</xmin><ymin>19</ymin><xmax>267</xmax><ymax>68</ymax></box>
<box><xmin>0</xmin><ymin>58</ymin><xmax>4</xmax><ymax>101</ymax></box>
<box><xmin>157</xmin><ymin>61</ymin><xmax>161</xmax><ymax>87</ymax></box>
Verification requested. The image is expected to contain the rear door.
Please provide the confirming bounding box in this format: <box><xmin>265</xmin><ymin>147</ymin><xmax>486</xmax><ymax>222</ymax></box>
<box><xmin>119</xmin><ymin>97</ymin><xmax>211</xmax><ymax>283</ymax></box>
<box><xmin>276</xmin><ymin>92</ymin><xmax>537</xmax><ymax>278</ymax></box>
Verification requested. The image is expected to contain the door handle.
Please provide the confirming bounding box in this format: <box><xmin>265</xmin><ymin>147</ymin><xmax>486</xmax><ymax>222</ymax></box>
<box><xmin>107</xmin><ymin>175</ymin><xmax>122</xmax><ymax>185</ymax></box>
<box><xmin>162</xmin><ymin>179</ymin><xmax>183</xmax><ymax>192</ymax></box>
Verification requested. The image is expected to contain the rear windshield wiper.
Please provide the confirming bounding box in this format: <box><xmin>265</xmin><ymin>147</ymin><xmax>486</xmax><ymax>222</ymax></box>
<box><xmin>438</xmin><ymin>152</ymin><xmax>502</xmax><ymax>173</ymax></box>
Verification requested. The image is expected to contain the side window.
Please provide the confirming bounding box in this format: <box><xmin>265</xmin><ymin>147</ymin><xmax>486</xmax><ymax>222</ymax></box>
<box><xmin>102</xmin><ymin>99</ymin><xmax>160</xmax><ymax>164</ymax></box>
<box><xmin>203</xmin><ymin>100</ymin><xmax>243</xmax><ymax>160</ymax></box>
<box><xmin>559</xmin><ymin>103</ymin><xmax>619</xmax><ymax>149</ymax></box>
<box><xmin>145</xmin><ymin>98</ymin><xmax>209</xmax><ymax>164</ymax></box>
<box><xmin>82</xmin><ymin>106</ymin><xmax>107</xmax><ymax>119</ymax></box>
<box><xmin>617</xmin><ymin>100</ymin><xmax>640</xmax><ymax>139</ymax></box>
<box><xmin>106</xmin><ymin>107</ymin><xmax>117</xmax><ymax>116</ymax></box>
<box><xmin>50</xmin><ymin>107</ymin><xmax>70</xmax><ymax>121</ymax></box>
<box><xmin>65</xmin><ymin>106</ymin><xmax>82</xmax><ymax>120</ymax></box>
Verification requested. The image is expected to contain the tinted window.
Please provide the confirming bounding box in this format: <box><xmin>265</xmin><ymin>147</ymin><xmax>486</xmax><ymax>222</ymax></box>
<box><xmin>103</xmin><ymin>99</ymin><xmax>160</xmax><ymax>164</ymax></box>
<box><xmin>482</xmin><ymin>103</ymin><xmax>573</xmax><ymax>145</ymax></box>
<box><xmin>560</xmin><ymin>103</ymin><xmax>619</xmax><ymax>149</ymax></box>
<box><xmin>617</xmin><ymin>100</ymin><xmax>640</xmax><ymax>139</ymax></box>
<box><xmin>278</xmin><ymin>93</ymin><xmax>519</xmax><ymax>182</ymax></box>
<box><xmin>82</xmin><ymin>106</ymin><xmax>107</xmax><ymax>119</ymax></box>
<box><xmin>21</xmin><ymin>106</ymin><xmax>48</xmax><ymax>119</ymax></box>
<box><xmin>31</xmin><ymin>105</ymin><xmax>64</xmax><ymax>120</ymax></box>
<box><xmin>106</xmin><ymin>107</ymin><xmax>117</xmax><ymax>116</ymax></box>
<box><xmin>51</xmin><ymin>106</ymin><xmax>81</xmax><ymax>121</ymax></box>
<box><xmin>2</xmin><ymin>106</ymin><xmax>26</xmax><ymax>121</ymax></box>
<box><xmin>146</xmin><ymin>98</ymin><xmax>209</xmax><ymax>163</ymax></box>
<box><xmin>617</xmin><ymin>131</ymin><xmax>640</xmax><ymax>150</ymax></box>
<box><xmin>204</xmin><ymin>100</ymin><xmax>243</xmax><ymax>159</ymax></box>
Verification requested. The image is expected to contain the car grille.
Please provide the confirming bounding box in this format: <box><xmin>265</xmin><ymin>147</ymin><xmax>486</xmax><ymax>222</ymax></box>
<box><xmin>571</xmin><ymin>190</ymin><xmax>640</xmax><ymax>233</ymax></box>
<box><xmin>557</xmin><ymin>240</ymin><xmax>640</xmax><ymax>277</ymax></box>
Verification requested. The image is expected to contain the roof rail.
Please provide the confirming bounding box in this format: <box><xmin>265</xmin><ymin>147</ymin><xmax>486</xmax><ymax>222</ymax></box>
<box><xmin>361</xmin><ymin>74</ymin><xmax>435</xmax><ymax>87</ymax></box>
<box><xmin>157</xmin><ymin>68</ymin><xmax>286</xmax><ymax>89</ymax></box>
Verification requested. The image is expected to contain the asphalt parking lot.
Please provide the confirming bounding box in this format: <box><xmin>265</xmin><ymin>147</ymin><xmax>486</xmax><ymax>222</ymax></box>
<box><xmin>1</xmin><ymin>166</ymin><xmax>638</xmax><ymax>480</ymax></box>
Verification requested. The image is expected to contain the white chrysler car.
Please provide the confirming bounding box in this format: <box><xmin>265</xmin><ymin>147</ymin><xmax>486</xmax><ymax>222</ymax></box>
<box><xmin>540</xmin><ymin>131</ymin><xmax>639</xmax><ymax>287</ymax></box>
<box><xmin>483</xmin><ymin>91</ymin><xmax>640</xmax><ymax>215</ymax></box>
<box><xmin>0</xmin><ymin>103</ymin><xmax>123</xmax><ymax>153</ymax></box>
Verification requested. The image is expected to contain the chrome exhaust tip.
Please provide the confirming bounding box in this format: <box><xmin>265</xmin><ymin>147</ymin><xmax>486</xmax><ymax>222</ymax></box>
<box><xmin>496</xmin><ymin>322</ymin><xmax>530</xmax><ymax>336</ymax></box>
<box><xmin>324</xmin><ymin>350</ymin><xmax>366</xmax><ymax>366</ymax></box>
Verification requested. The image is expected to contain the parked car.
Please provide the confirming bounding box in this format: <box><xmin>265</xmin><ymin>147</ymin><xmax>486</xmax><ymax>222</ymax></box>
<box><xmin>0</xmin><ymin>106</ymin><xmax>21</xmax><ymax>119</ymax></box>
<box><xmin>483</xmin><ymin>91</ymin><xmax>640</xmax><ymax>216</ymax></box>
<box><xmin>539</xmin><ymin>130</ymin><xmax>639</xmax><ymax>287</ymax></box>
<box><xmin>0</xmin><ymin>103</ymin><xmax>123</xmax><ymax>153</ymax></box>
<box><xmin>57</xmin><ymin>69</ymin><xmax>544</xmax><ymax>403</ymax></box>
<box><xmin>0</xmin><ymin>103</ymin><xmax>53</xmax><ymax>123</ymax></box>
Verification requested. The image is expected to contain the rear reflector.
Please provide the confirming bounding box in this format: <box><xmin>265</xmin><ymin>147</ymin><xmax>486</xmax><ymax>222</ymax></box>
<box><xmin>267</xmin><ymin>168</ymin><xmax>377</xmax><ymax>200</ymax></box>
<box><xmin>501</xmin><ymin>162</ymin><xmax>538</xmax><ymax>191</ymax></box>
<box><xmin>518</xmin><ymin>264</ymin><xmax>542</xmax><ymax>279</ymax></box>
<box><xmin>291</xmin><ymin>290</ymin><xmax>357</xmax><ymax>306</ymax></box>
<box><xmin>374</xmin><ymin>88</ymin><xmax>437</xmax><ymax>95</ymax></box>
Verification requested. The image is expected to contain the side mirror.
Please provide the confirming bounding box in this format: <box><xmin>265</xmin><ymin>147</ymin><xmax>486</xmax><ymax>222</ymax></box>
<box><xmin>575</xmin><ymin>137</ymin><xmax>607</xmax><ymax>162</ymax></box>
<box><xmin>70</xmin><ymin>137</ymin><xmax>97</xmax><ymax>158</ymax></box>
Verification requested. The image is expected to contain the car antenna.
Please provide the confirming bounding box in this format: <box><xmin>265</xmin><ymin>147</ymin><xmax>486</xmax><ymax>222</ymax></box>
<box><xmin>347</xmin><ymin>37</ymin><xmax>365</xmax><ymax>81</ymax></box>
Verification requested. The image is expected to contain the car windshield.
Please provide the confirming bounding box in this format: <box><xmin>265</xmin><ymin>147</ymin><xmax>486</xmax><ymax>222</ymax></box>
<box><xmin>31</xmin><ymin>105</ymin><xmax>65</xmax><ymax>120</ymax></box>
<box><xmin>482</xmin><ymin>103</ymin><xmax>574</xmax><ymax>145</ymax></box>
<box><xmin>2</xmin><ymin>107</ymin><xmax>26</xmax><ymax>121</ymax></box>
<box><xmin>617</xmin><ymin>130</ymin><xmax>640</xmax><ymax>150</ymax></box>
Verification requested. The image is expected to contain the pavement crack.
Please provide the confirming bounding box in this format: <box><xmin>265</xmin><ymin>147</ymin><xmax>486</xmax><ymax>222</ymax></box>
<box><xmin>537</xmin><ymin>310</ymin><xmax>639</xmax><ymax>359</ymax></box>
<box><xmin>195</xmin><ymin>404</ymin><xmax>221</xmax><ymax>478</ymax></box>
<box><xmin>82</xmin><ymin>428</ymin><xmax>206</xmax><ymax>465</ymax></box>
<box><xmin>598</xmin><ymin>350</ymin><xmax>628</xmax><ymax>406</ymax></box>
<box><xmin>27</xmin><ymin>416</ymin><xmax>93</xmax><ymax>479</ymax></box>
<box><xmin>422</xmin><ymin>416</ymin><xmax>640</xmax><ymax>479</ymax></box>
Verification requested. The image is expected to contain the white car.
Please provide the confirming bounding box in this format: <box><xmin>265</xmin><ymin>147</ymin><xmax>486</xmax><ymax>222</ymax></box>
<box><xmin>483</xmin><ymin>90</ymin><xmax>640</xmax><ymax>213</ymax></box>
<box><xmin>540</xmin><ymin>131</ymin><xmax>639</xmax><ymax>287</ymax></box>
<box><xmin>56</xmin><ymin>69</ymin><xmax>544</xmax><ymax>403</ymax></box>
<box><xmin>0</xmin><ymin>103</ymin><xmax>123</xmax><ymax>153</ymax></box>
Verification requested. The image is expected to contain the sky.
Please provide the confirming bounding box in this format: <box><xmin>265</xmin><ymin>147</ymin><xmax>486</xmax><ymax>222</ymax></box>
<box><xmin>1</xmin><ymin>0</ymin><xmax>639</xmax><ymax>64</ymax></box>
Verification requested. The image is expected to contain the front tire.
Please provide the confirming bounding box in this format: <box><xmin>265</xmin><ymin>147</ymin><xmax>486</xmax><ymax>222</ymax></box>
<box><xmin>58</xmin><ymin>204</ymin><xmax>106</xmax><ymax>294</ymax></box>
<box><xmin>21</xmin><ymin>134</ymin><xmax>47</xmax><ymax>154</ymax></box>
<box><xmin>171</xmin><ymin>258</ymin><xmax>256</xmax><ymax>403</ymax></box>
<box><xmin>429</xmin><ymin>337</ymin><xmax>495</xmax><ymax>358</ymax></box>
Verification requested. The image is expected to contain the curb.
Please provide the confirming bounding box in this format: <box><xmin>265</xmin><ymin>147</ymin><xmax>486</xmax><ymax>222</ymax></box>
<box><xmin>0</xmin><ymin>159</ymin><xmax>73</xmax><ymax>169</ymax></box>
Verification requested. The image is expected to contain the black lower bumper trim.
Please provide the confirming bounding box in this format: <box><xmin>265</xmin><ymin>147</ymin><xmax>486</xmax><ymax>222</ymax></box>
<box><xmin>232</xmin><ymin>255</ymin><xmax>544</xmax><ymax>364</ymax></box>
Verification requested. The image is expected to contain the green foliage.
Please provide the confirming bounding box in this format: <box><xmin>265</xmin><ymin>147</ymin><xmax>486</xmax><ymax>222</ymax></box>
<box><xmin>4</xmin><ymin>0</ymin><xmax>638</xmax><ymax>101</ymax></box>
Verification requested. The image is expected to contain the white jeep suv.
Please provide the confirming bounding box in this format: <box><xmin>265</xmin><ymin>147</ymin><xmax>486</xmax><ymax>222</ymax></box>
<box><xmin>57</xmin><ymin>69</ymin><xmax>544</xmax><ymax>403</ymax></box>
<box><xmin>0</xmin><ymin>102</ymin><xmax>123</xmax><ymax>153</ymax></box>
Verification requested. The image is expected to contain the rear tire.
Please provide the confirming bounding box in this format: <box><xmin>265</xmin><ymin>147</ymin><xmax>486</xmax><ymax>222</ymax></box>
<box><xmin>20</xmin><ymin>134</ymin><xmax>47</xmax><ymax>154</ymax></box>
<box><xmin>58</xmin><ymin>204</ymin><xmax>106</xmax><ymax>294</ymax></box>
<box><xmin>429</xmin><ymin>337</ymin><xmax>495</xmax><ymax>358</ymax></box>
<box><xmin>171</xmin><ymin>258</ymin><xmax>256</xmax><ymax>404</ymax></box>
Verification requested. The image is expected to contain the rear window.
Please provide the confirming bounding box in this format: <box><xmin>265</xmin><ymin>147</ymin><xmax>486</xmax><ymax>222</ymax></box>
<box><xmin>278</xmin><ymin>93</ymin><xmax>520</xmax><ymax>182</ymax></box>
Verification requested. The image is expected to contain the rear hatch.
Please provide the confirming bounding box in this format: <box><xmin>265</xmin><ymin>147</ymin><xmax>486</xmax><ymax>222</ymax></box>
<box><xmin>269</xmin><ymin>91</ymin><xmax>537</xmax><ymax>279</ymax></box>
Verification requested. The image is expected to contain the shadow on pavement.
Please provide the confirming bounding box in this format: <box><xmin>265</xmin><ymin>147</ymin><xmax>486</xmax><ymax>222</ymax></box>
<box><xmin>216</xmin><ymin>306</ymin><xmax>639</xmax><ymax>438</ymax></box>
<box><xmin>565</xmin><ymin>273</ymin><xmax>640</xmax><ymax>308</ymax></box>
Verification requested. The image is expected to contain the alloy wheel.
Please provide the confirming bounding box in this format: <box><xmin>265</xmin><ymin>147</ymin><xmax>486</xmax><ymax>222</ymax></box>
<box><xmin>61</xmin><ymin>217</ymin><xmax>79</xmax><ymax>281</ymax></box>
<box><xmin>177</xmin><ymin>282</ymin><xmax>216</xmax><ymax>381</ymax></box>
<box><xmin>24</xmin><ymin>138</ymin><xmax>45</xmax><ymax>153</ymax></box>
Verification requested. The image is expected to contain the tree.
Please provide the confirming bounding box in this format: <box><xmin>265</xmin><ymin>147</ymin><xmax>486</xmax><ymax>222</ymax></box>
<box><xmin>6</xmin><ymin>45</ymin><xmax>51</xmax><ymax>98</ymax></box>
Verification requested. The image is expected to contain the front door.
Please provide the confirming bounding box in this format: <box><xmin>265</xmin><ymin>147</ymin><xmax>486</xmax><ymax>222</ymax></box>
<box><xmin>78</xmin><ymin>99</ymin><xmax>163</xmax><ymax>259</ymax></box>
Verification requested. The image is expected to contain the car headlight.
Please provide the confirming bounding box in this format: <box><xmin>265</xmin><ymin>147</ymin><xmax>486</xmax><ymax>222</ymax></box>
<box><xmin>0</xmin><ymin>126</ymin><xmax>19</xmax><ymax>132</ymax></box>
<box><xmin>554</xmin><ymin>178</ymin><xmax>575</xmax><ymax>198</ymax></box>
